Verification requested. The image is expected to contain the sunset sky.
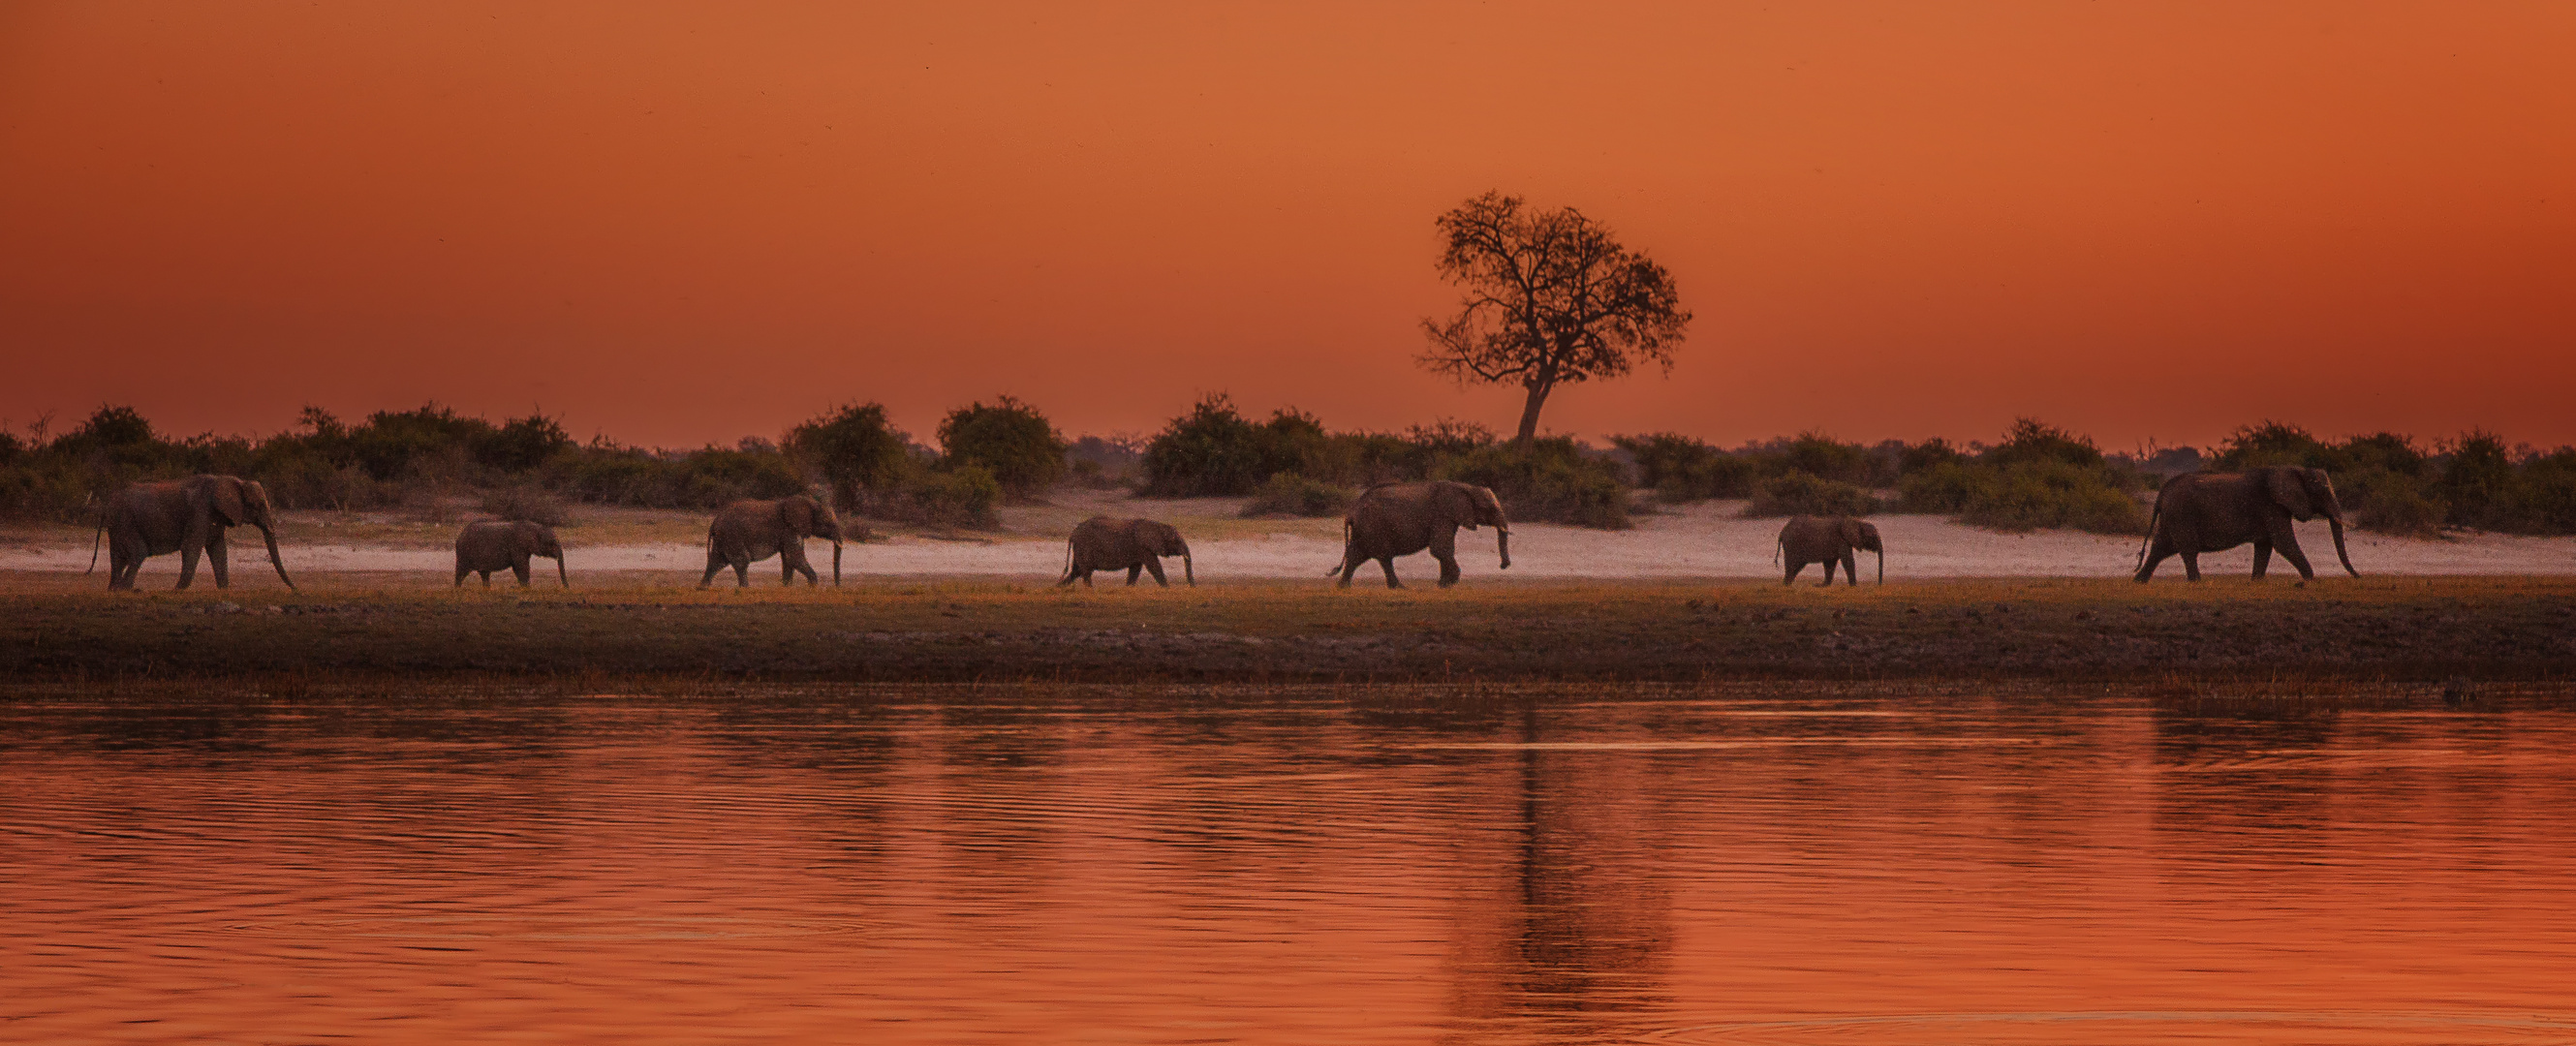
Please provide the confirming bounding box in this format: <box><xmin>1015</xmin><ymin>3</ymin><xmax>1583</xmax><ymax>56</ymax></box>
<box><xmin>5</xmin><ymin>2</ymin><xmax>2570</xmax><ymax>451</ymax></box>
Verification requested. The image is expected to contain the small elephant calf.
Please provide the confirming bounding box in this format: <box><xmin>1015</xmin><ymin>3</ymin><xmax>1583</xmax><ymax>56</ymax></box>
<box><xmin>1060</xmin><ymin>516</ymin><xmax>1193</xmax><ymax>587</ymax></box>
<box><xmin>1776</xmin><ymin>515</ymin><xmax>1881</xmax><ymax>586</ymax></box>
<box><xmin>455</xmin><ymin>520</ymin><xmax>568</xmax><ymax>589</ymax></box>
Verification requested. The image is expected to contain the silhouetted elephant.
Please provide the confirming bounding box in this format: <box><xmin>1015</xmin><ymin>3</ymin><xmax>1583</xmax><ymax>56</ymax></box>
<box><xmin>1059</xmin><ymin>516</ymin><xmax>1194</xmax><ymax>587</ymax></box>
<box><xmin>1329</xmin><ymin>480</ymin><xmax>1509</xmax><ymax>589</ymax></box>
<box><xmin>700</xmin><ymin>494</ymin><xmax>844</xmax><ymax>589</ymax></box>
<box><xmin>1776</xmin><ymin>515</ymin><xmax>1881</xmax><ymax>586</ymax></box>
<box><xmin>2135</xmin><ymin>467</ymin><xmax>2358</xmax><ymax>582</ymax></box>
<box><xmin>88</xmin><ymin>475</ymin><xmax>296</xmax><ymax>592</ymax></box>
<box><xmin>454</xmin><ymin>520</ymin><xmax>568</xmax><ymax>589</ymax></box>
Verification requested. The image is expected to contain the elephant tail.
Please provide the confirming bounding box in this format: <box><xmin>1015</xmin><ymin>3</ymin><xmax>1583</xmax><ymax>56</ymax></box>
<box><xmin>1323</xmin><ymin>516</ymin><xmax>1353</xmax><ymax>576</ymax></box>
<box><xmin>2135</xmin><ymin>498</ymin><xmax>2162</xmax><ymax>569</ymax></box>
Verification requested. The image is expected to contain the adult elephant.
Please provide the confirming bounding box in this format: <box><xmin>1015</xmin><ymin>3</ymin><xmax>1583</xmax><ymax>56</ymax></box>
<box><xmin>1777</xmin><ymin>514</ymin><xmax>1881</xmax><ymax>586</ymax></box>
<box><xmin>700</xmin><ymin>494</ymin><xmax>844</xmax><ymax>589</ymax></box>
<box><xmin>2135</xmin><ymin>467</ymin><xmax>2358</xmax><ymax>582</ymax></box>
<box><xmin>1329</xmin><ymin>480</ymin><xmax>1509</xmax><ymax>589</ymax></box>
<box><xmin>1059</xmin><ymin>516</ymin><xmax>1194</xmax><ymax>587</ymax></box>
<box><xmin>88</xmin><ymin>475</ymin><xmax>296</xmax><ymax>592</ymax></box>
<box><xmin>454</xmin><ymin>520</ymin><xmax>569</xmax><ymax>589</ymax></box>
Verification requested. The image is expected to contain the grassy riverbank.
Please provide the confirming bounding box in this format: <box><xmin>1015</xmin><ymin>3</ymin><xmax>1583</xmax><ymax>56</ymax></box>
<box><xmin>6</xmin><ymin>572</ymin><xmax>2573</xmax><ymax>684</ymax></box>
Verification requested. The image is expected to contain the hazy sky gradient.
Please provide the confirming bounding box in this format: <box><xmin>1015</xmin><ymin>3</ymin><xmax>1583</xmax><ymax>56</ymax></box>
<box><xmin>5</xmin><ymin>2</ymin><xmax>2570</xmax><ymax>450</ymax></box>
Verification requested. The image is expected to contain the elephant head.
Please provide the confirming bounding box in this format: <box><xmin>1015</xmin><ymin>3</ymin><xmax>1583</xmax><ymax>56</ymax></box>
<box><xmin>782</xmin><ymin>494</ymin><xmax>843</xmax><ymax>584</ymax></box>
<box><xmin>1434</xmin><ymin>482</ymin><xmax>1511</xmax><ymax>569</ymax></box>
<box><xmin>1840</xmin><ymin>518</ymin><xmax>1884</xmax><ymax>583</ymax></box>
<box><xmin>524</xmin><ymin>522</ymin><xmax>569</xmax><ymax>588</ymax></box>
<box><xmin>205</xmin><ymin>476</ymin><xmax>296</xmax><ymax>591</ymax></box>
<box><xmin>2266</xmin><ymin>467</ymin><xmax>2359</xmax><ymax>577</ymax></box>
<box><xmin>1141</xmin><ymin>520</ymin><xmax>1194</xmax><ymax>585</ymax></box>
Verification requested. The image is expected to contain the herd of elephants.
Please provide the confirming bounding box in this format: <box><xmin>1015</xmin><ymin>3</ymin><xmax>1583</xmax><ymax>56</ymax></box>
<box><xmin>86</xmin><ymin>467</ymin><xmax>2363</xmax><ymax>593</ymax></box>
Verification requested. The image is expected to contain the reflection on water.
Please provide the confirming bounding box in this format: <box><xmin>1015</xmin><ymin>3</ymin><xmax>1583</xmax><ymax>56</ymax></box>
<box><xmin>6</xmin><ymin>684</ymin><xmax>2576</xmax><ymax>1044</ymax></box>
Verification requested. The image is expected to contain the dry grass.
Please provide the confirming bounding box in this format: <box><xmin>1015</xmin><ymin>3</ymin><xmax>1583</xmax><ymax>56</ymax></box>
<box><xmin>4</xmin><ymin>572</ymin><xmax>2572</xmax><ymax>684</ymax></box>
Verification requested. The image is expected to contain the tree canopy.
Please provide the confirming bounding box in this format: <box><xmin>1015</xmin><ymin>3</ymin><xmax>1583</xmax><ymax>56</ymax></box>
<box><xmin>1418</xmin><ymin>192</ymin><xmax>1691</xmax><ymax>444</ymax></box>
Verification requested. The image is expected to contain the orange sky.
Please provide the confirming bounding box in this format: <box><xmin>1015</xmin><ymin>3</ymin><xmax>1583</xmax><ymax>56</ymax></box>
<box><xmin>4</xmin><ymin>2</ymin><xmax>2571</xmax><ymax>451</ymax></box>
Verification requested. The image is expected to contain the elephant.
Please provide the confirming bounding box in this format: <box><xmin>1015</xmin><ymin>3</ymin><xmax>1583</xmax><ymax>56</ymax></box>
<box><xmin>1776</xmin><ymin>515</ymin><xmax>1881</xmax><ymax>586</ymax></box>
<box><xmin>699</xmin><ymin>494</ymin><xmax>844</xmax><ymax>588</ymax></box>
<box><xmin>2135</xmin><ymin>466</ymin><xmax>2358</xmax><ymax>582</ymax></box>
<box><xmin>87</xmin><ymin>475</ymin><xmax>296</xmax><ymax>592</ymax></box>
<box><xmin>1329</xmin><ymin>480</ymin><xmax>1509</xmax><ymax>589</ymax></box>
<box><xmin>454</xmin><ymin>520</ymin><xmax>568</xmax><ymax>589</ymax></box>
<box><xmin>1058</xmin><ymin>516</ymin><xmax>1194</xmax><ymax>587</ymax></box>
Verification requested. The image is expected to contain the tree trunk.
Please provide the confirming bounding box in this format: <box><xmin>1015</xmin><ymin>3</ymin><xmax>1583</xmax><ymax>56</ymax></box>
<box><xmin>1513</xmin><ymin>381</ymin><xmax>1552</xmax><ymax>446</ymax></box>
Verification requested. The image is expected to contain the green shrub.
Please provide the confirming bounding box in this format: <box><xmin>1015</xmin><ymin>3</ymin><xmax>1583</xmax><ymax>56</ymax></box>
<box><xmin>937</xmin><ymin>396</ymin><xmax>1067</xmax><ymax>497</ymax></box>
<box><xmin>2342</xmin><ymin>469</ymin><xmax>2445</xmax><ymax>538</ymax></box>
<box><xmin>1238</xmin><ymin>473</ymin><xmax>1352</xmax><ymax>518</ymax></box>
<box><xmin>1137</xmin><ymin>395</ymin><xmax>1338</xmax><ymax>497</ymax></box>
<box><xmin>1742</xmin><ymin>472</ymin><xmax>1878</xmax><ymax>518</ymax></box>
<box><xmin>1897</xmin><ymin>460</ymin><xmax>1999</xmax><ymax>513</ymax></box>
<box><xmin>2211</xmin><ymin>420</ymin><xmax>2328</xmax><ymax>470</ymax></box>
<box><xmin>479</xmin><ymin>415</ymin><xmax>574</xmax><ymax>474</ymax></box>
<box><xmin>788</xmin><ymin>402</ymin><xmax>911</xmax><ymax>510</ymax></box>
<box><xmin>2518</xmin><ymin>449</ymin><xmax>2576</xmax><ymax>535</ymax></box>
<box><xmin>892</xmin><ymin>462</ymin><xmax>1000</xmax><ymax>529</ymax></box>
<box><xmin>1983</xmin><ymin>417</ymin><xmax>2105</xmax><ymax>469</ymax></box>
<box><xmin>1961</xmin><ymin>461</ymin><xmax>2146</xmax><ymax>534</ymax></box>
<box><xmin>1139</xmin><ymin>395</ymin><xmax>1275</xmax><ymax>497</ymax></box>
<box><xmin>2437</xmin><ymin>430</ymin><xmax>2520</xmax><ymax>530</ymax></box>
<box><xmin>1437</xmin><ymin>438</ymin><xmax>1629</xmax><ymax>529</ymax></box>
<box><xmin>1608</xmin><ymin>432</ymin><xmax>1766</xmax><ymax>502</ymax></box>
<box><xmin>481</xmin><ymin>486</ymin><xmax>569</xmax><ymax>526</ymax></box>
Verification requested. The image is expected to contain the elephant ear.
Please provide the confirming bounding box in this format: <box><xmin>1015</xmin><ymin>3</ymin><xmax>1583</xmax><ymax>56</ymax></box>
<box><xmin>781</xmin><ymin>497</ymin><xmax>815</xmax><ymax>535</ymax></box>
<box><xmin>2267</xmin><ymin>468</ymin><xmax>2316</xmax><ymax>520</ymax></box>
<box><xmin>209</xmin><ymin>477</ymin><xmax>247</xmax><ymax>527</ymax></box>
<box><xmin>1838</xmin><ymin>518</ymin><xmax>1864</xmax><ymax>546</ymax></box>
<box><xmin>1435</xmin><ymin>483</ymin><xmax>1479</xmax><ymax>530</ymax></box>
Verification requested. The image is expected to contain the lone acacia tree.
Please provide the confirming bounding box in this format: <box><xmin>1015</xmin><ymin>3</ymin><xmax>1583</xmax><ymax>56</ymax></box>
<box><xmin>1418</xmin><ymin>192</ymin><xmax>1691</xmax><ymax>445</ymax></box>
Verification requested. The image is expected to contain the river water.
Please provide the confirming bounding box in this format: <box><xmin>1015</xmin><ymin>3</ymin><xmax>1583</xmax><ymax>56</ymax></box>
<box><xmin>6</xmin><ymin>683</ymin><xmax>2575</xmax><ymax>1044</ymax></box>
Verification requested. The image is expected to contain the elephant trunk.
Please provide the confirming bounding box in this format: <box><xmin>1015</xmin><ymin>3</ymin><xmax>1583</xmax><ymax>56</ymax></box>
<box><xmin>832</xmin><ymin>538</ymin><xmax>843</xmax><ymax>586</ymax></box>
<box><xmin>260</xmin><ymin>524</ymin><xmax>296</xmax><ymax>592</ymax></box>
<box><xmin>556</xmin><ymin>553</ymin><xmax>570</xmax><ymax>588</ymax></box>
<box><xmin>2329</xmin><ymin>514</ymin><xmax>2358</xmax><ymax>577</ymax></box>
<box><xmin>1496</xmin><ymin>527</ymin><xmax>1511</xmax><ymax>570</ymax></box>
<box><xmin>1877</xmin><ymin>547</ymin><xmax>1884</xmax><ymax>585</ymax></box>
<box><xmin>1183</xmin><ymin>547</ymin><xmax>1195</xmax><ymax>586</ymax></box>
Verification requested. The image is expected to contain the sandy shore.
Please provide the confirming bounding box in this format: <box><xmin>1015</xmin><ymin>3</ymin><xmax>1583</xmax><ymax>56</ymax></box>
<box><xmin>6</xmin><ymin>489</ymin><xmax>2570</xmax><ymax>583</ymax></box>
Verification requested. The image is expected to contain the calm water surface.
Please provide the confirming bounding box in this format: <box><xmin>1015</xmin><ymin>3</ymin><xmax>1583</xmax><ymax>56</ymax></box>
<box><xmin>6</xmin><ymin>684</ymin><xmax>2576</xmax><ymax>1044</ymax></box>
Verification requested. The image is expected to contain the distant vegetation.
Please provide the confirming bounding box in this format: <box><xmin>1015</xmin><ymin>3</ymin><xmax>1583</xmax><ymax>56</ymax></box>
<box><xmin>5</xmin><ymin>400</ymin><xmax>2572</xmax><ymax>538</ymax></box>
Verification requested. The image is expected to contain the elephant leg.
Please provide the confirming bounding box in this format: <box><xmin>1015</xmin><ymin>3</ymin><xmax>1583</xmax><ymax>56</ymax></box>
<box><xmin>2181</xmin><ymin>551</ymin><xmax>2201</xmax><ymax>582</ymax></box>
<box><xmin>1818</xmin><ymin>558</ymin><xmax>1839</xmax><ymax>587</ymax></box>
<box><xmin>787</xmin><ymin>546</ymin><xmax>818</xmax><ymax>585</ymax></box>
<box><xmin>1435</xmin><ymin>552</ymin><xmax>1461</xmax><ymax>588</ymax></box>
<box><xmin>2268</xmin><ymin>521</ymin><xmax>2316</xmax><ymax>580</ymax></box>
<box><xmin>1378</xmin><ymin>556</ymin><xmax>1403</xmax><ymax>589</ymax></box>
<box><xmin>1842</xmin><ymin>551</ymin><xmax>1859</xmax><ymax>587</ymax></box>
<box><xmin>2135</xmin><ymin>538</ymin><xmax>2175</xmax><ymax>582</ymax></box>
<box><xmin>732</xmin><ymin>560</ymin><xmax>750</xmax><ymax>588</ymax></box>
<box><xmin>1125</xmin><ymin>565</ymin><xmax>1143</xmax><ymax>586</ymax></box>
<box><xmin>480</xmin><ymin>570</ymin><xmax>493</xmax><ymax>589</ymax></box>
<box><xmin>1784</xmin><ymin>559</ymin><xmax>1802</xmax><ymax>585</ymax></box>
<box><xmin>513</xmin><ymin>559</ymin><xmax>532</xmax><ymax>587</ymax></box>
<box><xmin>1144</xmin><ymin>559</ymin><xmax>1169</xmax><ymax>587</ymax></box>
<box><xmin>699</xmin><ymin>549</ymin><xmax>725</xmax><ymax>590</ymax></box>
<box><xmin>177</xmin><ymin>540</ymin><xmax>201</xmax><ymax>590</ymax></box>
<box><xmin>2250</xmin><ymin>540</ymin><xmax>2273</xmax><ymax>579</ymax></box>
<box><xmin>1336</xmin><ymin>552</ymin><xmax>1361</xmax><ymax>589</ymax></box>
<box><xmin>207</xmin><ymin>533</ymin><xmax>231</xmax><ymax>589</ymax></box>
<box><xmin>1081</xmin><ymin>569</ymin><xmax>1094</xmax><ymax>587</ymax></box>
